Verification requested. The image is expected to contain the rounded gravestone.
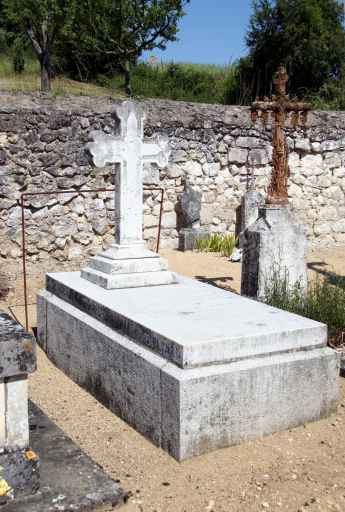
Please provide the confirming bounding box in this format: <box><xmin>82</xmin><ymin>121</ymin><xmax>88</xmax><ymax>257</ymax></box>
<box><xmin>180</xmin><ymin>184</ymin><xmax>202</xmax><ymax>228</ymax></box>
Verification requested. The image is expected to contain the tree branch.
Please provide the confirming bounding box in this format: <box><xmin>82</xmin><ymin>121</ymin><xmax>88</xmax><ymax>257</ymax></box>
<box><xmin>26</xmin><ymin>26</ymin><xmax>42</xmax><ymax>57</ymax></box>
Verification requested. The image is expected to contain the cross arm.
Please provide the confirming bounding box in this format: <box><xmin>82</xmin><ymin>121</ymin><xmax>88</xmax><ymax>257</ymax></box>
<box><xmin>142</xmin><ymin>136</ymin><xmax>170</xmax><ymax>167</ymax></box>
<box><xmin>86</xmin><ymin>131</ymin><xmax>125</xmax><ymax>168</ymax></box>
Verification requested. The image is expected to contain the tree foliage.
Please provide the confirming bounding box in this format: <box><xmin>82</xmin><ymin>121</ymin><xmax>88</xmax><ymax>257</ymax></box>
<box><xmin>56</xmin><ymin>0</ymin><xmax>189</xmax><ymax>95</ymax></box>
<box><xmin>241</xmin><ymin>0</ymin><xmax>345</xmax><ymax>100</ymax></box>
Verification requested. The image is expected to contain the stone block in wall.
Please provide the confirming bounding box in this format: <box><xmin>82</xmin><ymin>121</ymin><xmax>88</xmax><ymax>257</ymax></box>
<box><xmin>321</xmin><ymin>140</ymin><xmax>340</xmax><ymax>151</ymax></box>
<box><xmin>319</xmin><ymin>206</ymin><xmax>338</xmax><ymax>221</ymax></box>
<box><xmin>333</xmin><ymin>219</ymin><xmax>345</xmax><ymax>233</ymax></box>
<box><xmin>333</xmin><ymin>168</ymin><xmax>345</xmax><ymax>178</ymax></box>
<box><xmin>182</xmin><ymin>160</ymin><xmax>203</xmax><ymax>177</ymax></box>
<box><xmin>295</xmin><ymin>138</ymin><xmax>311</xmax><ymax>151</ymax></box>
<box><xmin>325</xmin><ymin>185</ymin><xmax>343</xmax><ymax>201</ymax></box>
<box><xmin>200</xmin><ymin>205</ymin><xmax>215</xmax><ymax>225</ymax></box>
<box><xmin>172</xmin><ymin>150</ymin><xmax>188</xmax><ymax>163</ymax></box>
<box><xmin>143</xmin><ymin>163</ymin><xmax>160</xmax><ymax>185</ymax></box>
<box><xmin>166</xmin><ymin>164</ymin><xmax>183</xmax><ymax>178</ymax></box>
<box><xmin>162</xmin><ymin>212</ymin><xmax>177</xmax><ymax>229</ymax></box>
<box><xmin>144</xmin><ymin>214</ymin><xmax>158</xmax><ymax>228</ymax></box>
<box><xmin>314</xmin><ymin>223</ymin><xmax>332</xmax><ymax>235</ymax></box>
<box><xmin>324</xmin><ymin>153</ymin><xmax>342</xmax><ymax>168</ymax></box>
<box><xmin>236</xmin><ymin>137</ymin><xmax>262</xmax><ymax>149</ymax></box>
<box><xmin>228</xmin><ymin>148</ymin><xmax>248</xmax><ymax>164</ymax></box>
<box><xmin>203</xmin><ymin>162</ymin><xmax>220</xmax><ymax>177</ymax></box>
<box><xmin>248</xmin><ymin>149</ymin><xmax>269</xmax><ymax>166</ymax></box>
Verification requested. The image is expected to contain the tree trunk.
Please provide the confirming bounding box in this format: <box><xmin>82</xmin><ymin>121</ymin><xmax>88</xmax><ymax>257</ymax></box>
<box><xmin>40</xmin><ymin>52</ymin><xmax>51</xmax><ymax>92</ymax></box>
<box><xmin>123</xmin><ymin>60</ymin><xmax>132</xmax><ymax>97</ymax></box>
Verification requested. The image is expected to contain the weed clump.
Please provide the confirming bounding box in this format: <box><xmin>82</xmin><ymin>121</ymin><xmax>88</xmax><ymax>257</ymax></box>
<box><xmin>264</xmin><ymin>270</ymin><xmax>345</xmax><ymax>347</ymax></box>
<box><xmin>195</xmin><ymin>233</ymin><xmax>237</xmax><ymax>258</ymax></box>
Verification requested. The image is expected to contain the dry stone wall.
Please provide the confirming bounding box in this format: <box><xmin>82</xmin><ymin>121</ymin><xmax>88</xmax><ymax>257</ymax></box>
<box><xmin>0</xmin><ymin>93</ymin><xmax>345</xmax><ymax>266</ymax></box>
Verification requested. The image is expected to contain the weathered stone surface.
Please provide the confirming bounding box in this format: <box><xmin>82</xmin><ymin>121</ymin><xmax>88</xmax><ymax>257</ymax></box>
<box><xmin>2</xmin><ymin>402</ymin><xmax>126</xmax><ymax>511</ymax></box>
<box><xmin>0</xmin><ymin>312</ymin><xmax>36</xmax><ymax>378</ymax></box>
<box><xmin>0</xmin><ymin>448</ymin><xmax>39</xmax><ymax>504</ymax></box>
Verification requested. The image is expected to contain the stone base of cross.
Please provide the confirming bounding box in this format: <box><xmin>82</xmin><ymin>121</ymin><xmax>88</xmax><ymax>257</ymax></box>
<box><xmin>81</xmin><ymin>101</ymin><xmax>176</xmax><ymax>289</ymax></box>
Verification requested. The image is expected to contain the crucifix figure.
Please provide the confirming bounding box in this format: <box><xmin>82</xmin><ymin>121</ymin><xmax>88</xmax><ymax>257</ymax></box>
<box><xmin>81</xmin><ymin>101</ymin><xmax>175</xmax><ymax>289</ymax></box>
<box><xmin>251</xmin><ymin>66</ymin><xmax>311</xmax><ymax>205</ymax></box>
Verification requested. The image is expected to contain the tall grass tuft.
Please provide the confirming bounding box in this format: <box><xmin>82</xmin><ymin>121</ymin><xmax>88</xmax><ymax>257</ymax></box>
<box><xmin>264</xmin><ymin>269</ymin><xmax>345</xmax><ymax>345</ymax></box>
<box><xmin>195</xmin><ymin>233</ymin><xmax>237</xmax><ymax>257</ymax></box>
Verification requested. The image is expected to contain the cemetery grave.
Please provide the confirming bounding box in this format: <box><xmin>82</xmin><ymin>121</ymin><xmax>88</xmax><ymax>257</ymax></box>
<box><xmin>36</xmin><ymin>100</ymin><xmax>339</xmax><ymax>463</ymax></box>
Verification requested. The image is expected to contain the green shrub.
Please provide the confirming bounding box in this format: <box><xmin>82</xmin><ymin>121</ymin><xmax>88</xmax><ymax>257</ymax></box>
<box><xmin>104</xmin><ymin>61</ymin><xmax>242</xmax><ymax>105</ymax></box>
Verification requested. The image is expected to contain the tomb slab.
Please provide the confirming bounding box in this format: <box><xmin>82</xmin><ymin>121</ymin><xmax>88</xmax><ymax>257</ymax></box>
<box><xmin>44</xmin><ymin>272</ymin><xmax>327</xmax><ymax>369</ymax></box>
<box><xmin>37</xmin><ymin>273</ymin><xmax>339</xmax><ymax>461</ymax></box>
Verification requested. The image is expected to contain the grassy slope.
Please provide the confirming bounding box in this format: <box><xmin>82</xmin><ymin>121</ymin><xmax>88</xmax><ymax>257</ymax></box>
<box><xmin>0</xmin><ymin>55</ymin><xmax>125</xmax><ymax>98</ymax></box>
<box><xmin>0</xmin><ymin>55</ymin><xmax>239</xmax><ymax>103</ymax></box>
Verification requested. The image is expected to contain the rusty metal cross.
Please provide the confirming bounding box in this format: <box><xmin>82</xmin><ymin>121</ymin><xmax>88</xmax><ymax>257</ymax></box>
<box><xmin>251</xmin><ymin>65</ymin><xmax>311</xmax><ymax>205</ymax></box>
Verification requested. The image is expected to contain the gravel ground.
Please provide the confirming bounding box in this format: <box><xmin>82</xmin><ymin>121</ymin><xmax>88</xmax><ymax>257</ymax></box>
<box><xmin>3</xmin><ymin>247</ymin><xmax>345</xmax><ymax>512</ymax></box>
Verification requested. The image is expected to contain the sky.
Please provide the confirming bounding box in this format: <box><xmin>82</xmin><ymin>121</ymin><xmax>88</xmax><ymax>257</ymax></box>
<box><xmin>147</xmin><ymin>1</ymin><xmax>253</xmax><ymax>65</ymax></box>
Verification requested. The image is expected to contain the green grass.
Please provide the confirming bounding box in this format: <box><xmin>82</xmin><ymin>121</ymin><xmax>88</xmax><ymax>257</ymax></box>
<box><xmin>264</xmin><ymin>269</ymin><xmax>345</xmax><ymax>345</ymax></box>
<box><xmin>195</xmin><ymin>233</ymin><xmax>237</xmax><ymax>257</ymax></box>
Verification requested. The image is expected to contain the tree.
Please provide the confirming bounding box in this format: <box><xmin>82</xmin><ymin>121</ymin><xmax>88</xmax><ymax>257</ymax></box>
<box><xmin>3</xmin><ymin>0</ymin><xmax>75</xmax><ymax>92</ymax></box>
<box><xmin>242</xmin><ymin>0</ymin><xmax>345</xmax><ymax>100</ymax></box>
<box><xmin>59</xmin><ymin>0</ymin><xmax>189</xmax><ymax>96</ymax></box>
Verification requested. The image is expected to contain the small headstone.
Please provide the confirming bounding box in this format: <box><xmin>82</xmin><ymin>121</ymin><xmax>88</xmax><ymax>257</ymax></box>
<box><xmin>241</xmin><ymin>206</ymin><xmax>308</xmax><ymax>299</ymax></box>
<box><xmin>178</xmin><ymin>182</ymin><xmax>209</xmax><ymax>251</ymax></box>
<box><xmin>180</xmin><ymin>183</ymin><xmax>202</xmax><ymax>228</ymax></box>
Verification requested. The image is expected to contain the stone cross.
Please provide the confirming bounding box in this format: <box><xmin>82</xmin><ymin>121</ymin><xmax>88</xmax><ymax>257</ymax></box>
<box><xmin>251</xmin><ymin>66</ymin><xmax>311</xmax><ymax>205</ymax></box>
<box><xmin>82</xmin><ymin>101</ymin><xmax>175</xmax><ymax>289</ymax></box>
<box><xmin>87</xmin><ymin>101</ymin><xmax>169</xmax><ymax>247</ymax></box>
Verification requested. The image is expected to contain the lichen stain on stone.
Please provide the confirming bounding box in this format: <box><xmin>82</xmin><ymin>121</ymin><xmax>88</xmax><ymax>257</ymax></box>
<box><xmin>25</xmin><ymin>450</ymin><xmax>38</xmax><ymax>461</ymax></box>
<box><xmin>0</xmin><ymin>478</ymin><xmax>12</xmax><ymax>497</ymax></box>
<box><xmin>23</xmin><ymin>341</ymin><xmax>33</xmax><ymax>353</ymax></box>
